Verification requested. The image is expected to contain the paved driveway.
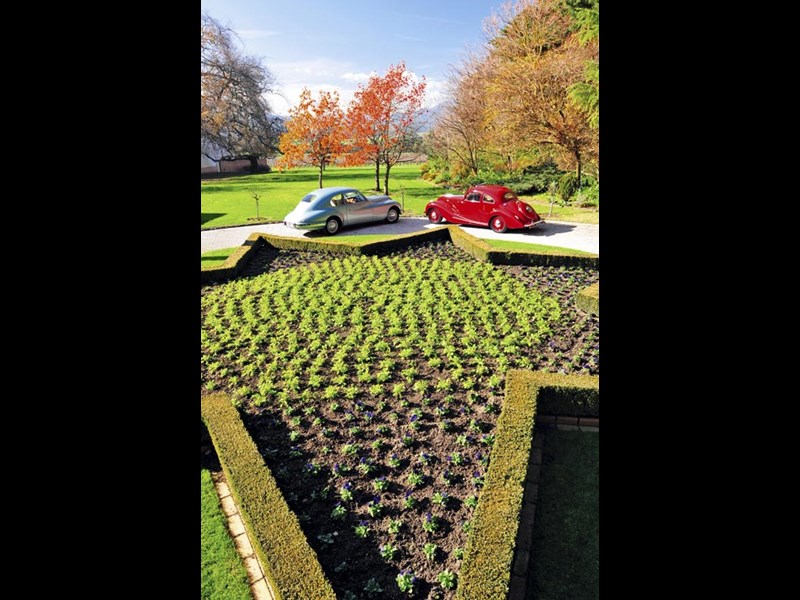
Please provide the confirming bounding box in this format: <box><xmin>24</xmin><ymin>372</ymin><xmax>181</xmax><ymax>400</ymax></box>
<box><xmin>200</xmin><ymin>217</ymin><xmax>599</xmax><ymax>255</ymax></box>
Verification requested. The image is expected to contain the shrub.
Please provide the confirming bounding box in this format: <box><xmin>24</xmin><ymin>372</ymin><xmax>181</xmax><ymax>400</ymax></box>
<box><xmin>558</xmin><ymin>172</ymin><xmax>580</xmax><ymax>203</ymax></box>
<box><xmin>573</xmin><ymin>181</ymin><xmax>599</xmax><ymax>208</ymax></box>
<box><xmin>200</xmin><ymin>392</ymin><xmax>335</xmax><ymax>599</ymax></box>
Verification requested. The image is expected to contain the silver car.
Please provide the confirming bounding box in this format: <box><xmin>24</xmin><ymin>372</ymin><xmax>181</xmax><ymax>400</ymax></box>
<box><xmin>283</xmin><ymin>187</ymin><xmax>402</xmax><ymax>235</ymax></box>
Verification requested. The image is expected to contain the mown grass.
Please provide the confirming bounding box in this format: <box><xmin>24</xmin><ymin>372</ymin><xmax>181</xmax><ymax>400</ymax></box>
<box><xmin>201</xmin><ymin>164</ymin><xmax>441</xmax><ymax>228</ymax></box>
<box><xmin>524</xmin><ymin>195</ymin><xmax>599</xmax><ymax>224</ymax></box>
<box><xmin>201</xmin><ymin>247</ymin><xmax>239</xmax><ymax>268</ymax></box>
<box><xmin>201</xmin><ymin>469</ymin><xmax>252</xmax><ymax>600</ymax></box>
<box><xmin>201</xmin><ymin>165</ymin><xmax>599</xmax><ymax>228</ymax></box>
<box><xmin>480</xmin><ymin>238</ymin><xmax>598</xmax><ymax>256</ymax></box>
<box><xmin>527</xmin><ymin>430</ymin><xmax>599</xmax><ymax>600</ymax></box>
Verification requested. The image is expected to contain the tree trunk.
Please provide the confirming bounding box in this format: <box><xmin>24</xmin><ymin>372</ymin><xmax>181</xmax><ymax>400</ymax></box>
<box><xmin>383</xmin><ymin>163</ymin><xmax>391</xmax><ymax>195</ymax></box>
<box><xmin>248</xmin><ymin>155</ymin><xmax>259</xmax><ymax>173</ymax></box>
<box><xmin>374</xmin><ymin>157</ymin><xmax>381</xmax><ymax>192</ymax></box>
<box><xmin>575</xmin><ymin>151</ymin><xmax>582</xmax><ymax>189</ymax></box>
<box><xmin>318</xmin><ymin>161</ymin><xmax>324</xmax><ymax>188</ymax></box>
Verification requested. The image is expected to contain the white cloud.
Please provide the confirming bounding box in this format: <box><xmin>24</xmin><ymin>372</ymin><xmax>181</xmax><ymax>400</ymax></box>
<box><xmin>422</xmin><ymin>78</ymin><xmax>450</xmax><ymax>109</ymax></box>
<box><xmin>264</xmin><ymin>63</ymin><xmax>451</xmax><ymax>117</ymax></box>
<box><xmin>341</xmin><ymin>71</ymin><xmax>375</xmax><ymax>82</ymax></box>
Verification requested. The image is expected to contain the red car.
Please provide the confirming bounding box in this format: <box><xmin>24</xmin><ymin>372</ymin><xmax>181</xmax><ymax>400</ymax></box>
<box><xmin>424</xmin><ymin>184</ymin><xmax>544</xmax><ymax>233</ymax></box>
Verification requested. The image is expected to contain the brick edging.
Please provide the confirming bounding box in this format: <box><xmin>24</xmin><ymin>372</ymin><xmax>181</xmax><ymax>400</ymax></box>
<box><xmin>212</xmin><ymin>473</ymin><xmax>276</xmax><ymax>600</ymax></box>
<box><xmin>534</xmin><ymin>415</ymin><xmax>600</xmax><ymax>432</ymax></box>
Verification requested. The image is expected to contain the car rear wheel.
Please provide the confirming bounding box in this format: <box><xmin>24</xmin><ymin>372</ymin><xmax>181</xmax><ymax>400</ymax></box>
<box><xmin>386</xmin><ymin>207</ymin><xmax>400</xmax><ymax>223</ymax></box>
<box><xmin>490</xmin><ymin>216</ymin><xmax>507</xmax><ymax>233</ymax></box>
<box><xmin>427</xmin><ymin>208</ymin><xmax>443</xmax><ymax>224</ymax></box>
<box><xmin>325</xmin><ymin>217</ymin><xmax>341</xmax><ymax>235</ymax></box>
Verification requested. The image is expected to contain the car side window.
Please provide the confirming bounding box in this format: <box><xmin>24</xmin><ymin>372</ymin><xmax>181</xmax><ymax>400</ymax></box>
<box><xmin>345</xmin><ymin>191</ymin><xmax>365</xmax><ymax>203</ymax></box>
<box><xmin>482</xmin><ymin>194</ymin><xmax>494</xmax><ymax>204</ymax></box>
<box><xmin>330</xmin><ymin>194</ymin><xmax>345</xmax><ymax>207</ymax></box>
<box><xmin>466</xmin><ymin>193</ymin><xmax>481</xmax><ymax>202</ymax></box>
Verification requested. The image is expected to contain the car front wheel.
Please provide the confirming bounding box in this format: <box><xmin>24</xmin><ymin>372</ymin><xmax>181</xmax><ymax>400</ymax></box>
<box><xmin>490</xmin><ymin>216</ymin><xmax>507</xmax><ymax>233</ymax></box>
<box><xmin>386</xmin><ymin>207</ymin><xmax>400</xmax><ymax>223</ymax></box>
<box><xmin>427</xmin><ymin>208</ymin><xmax>443</xmax><ymax>224</ymax></box>
<box><xmin>325</xmin><ymin>217</ymin><xmax>341</xmax><ymax>235</ymax></box>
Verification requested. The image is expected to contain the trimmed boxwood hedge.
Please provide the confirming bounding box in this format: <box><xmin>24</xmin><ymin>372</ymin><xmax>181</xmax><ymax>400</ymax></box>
<box><xmin>456</xmin><ymin>370</ymin><xmax>599</xmax><ymax>599</ymax></box>
<box><xmin>201</xmin><ymin>392</ymin><xmax>336</xmax><ymax>600</ymax></box>
<box><xmin>201</xmin><ymin>225</ymin><xmax>598</xmax><ymax>283</ymax></box>
<box><xmin>201</xmin><ymin>235</ymin><xmax>266</xmax><ymax>283</ymax></box>
<box><xmin>448</xmin><ymin>226</ymin><xmax>599</xmax><ymax>268</ymax></box>
<box><xmin>533</xmin><ymin>372</ymin><xmax>599</xmax><ymax>417</ymax></box>
<box><xmin>576</xmin><ymin>282</ymin><xmax>599</xmax><ymax>315</ymax></box>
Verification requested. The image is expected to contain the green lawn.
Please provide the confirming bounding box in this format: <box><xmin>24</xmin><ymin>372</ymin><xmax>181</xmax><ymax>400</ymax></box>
<box><xmin>201</xmin><ymin>469</ymin><xmax>252</xmax><ymax>600</ymax></box>
<box><xmin>201</xmin><ymin>164</ymin><xmax>441</xmax><ymax>228</ymax></box>
<box><xmin>480</xmin><ymin>238</ymin><xmax>598</xmax><ymax>256</ymax></box>
<box><xmin>202</xmin><ymin>165</ymin><xmax>599</xmax><ymax>228</ymax></box>
<box><xmin>527</xmin><ymin>430</ymin><xmax>599</xmax><ymax>600</ymax></box>
<box><xmin>525</xmin><ymin>195</ymin><xmax>599</xmax><ymax>224</ymax></box>
<box><xmin>201</xmin><ymin>247</ymin><xmax>239</xmax><ymax>269</ymax></box>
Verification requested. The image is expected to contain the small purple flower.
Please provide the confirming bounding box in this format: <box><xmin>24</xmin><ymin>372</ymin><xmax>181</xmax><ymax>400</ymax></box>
<box><xmin>360</xmin><ymin>457</ymin><xmax>368</xmax><ymax>464</ymax></box>
<box><xmin>343</xmin><ymin>481</ymin><xmax>352</xmax><ymax>490</ymax></box>
<box><xmin>359</xmin><ymin>519</ymin><xmax>369</xmax><ymax>526</ymax></box>
<box><xmin>391</xmin><ymin>453</ymin><xmax>397</xmax><ymax>459</ymax></box>
<box><xmin>404</xmin><ymin>489</ymin><xmax>413</xmax><ymax>498</ymax></box>
<box><xmin>373</xmin><ymin>495</ymin><xmax>381</xmax><ymax>503</ymax></box>
<box><xmin>410</xmin><ymin>414</ymin><xmax>418</xmax><ymax>422</ymax></box>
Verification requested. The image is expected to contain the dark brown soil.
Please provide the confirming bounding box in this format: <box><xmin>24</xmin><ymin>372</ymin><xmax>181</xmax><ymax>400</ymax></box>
<box><xmin>201</xmin><ymin>240</ymin><xmax>598</xmax><ymax>599</ymax></box>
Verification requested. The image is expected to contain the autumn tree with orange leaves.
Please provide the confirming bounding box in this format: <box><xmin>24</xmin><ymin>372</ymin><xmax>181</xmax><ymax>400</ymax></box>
<box><xmin>278</xmin><ymin>89</ymin><xmax>346</xmax><ymax>188</ymax></box>
<box><xmin>346</xmin><ymin>62</ymin><xmax>426</xmax><ymax>195</ymax></box>
<box><xmin>483</xmin><ymin>0</ymin><xmax>598</xmax><ymax>184</ymax></box>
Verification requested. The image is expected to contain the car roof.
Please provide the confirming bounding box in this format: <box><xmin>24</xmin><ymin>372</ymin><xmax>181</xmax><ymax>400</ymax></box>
<box><xmin>308</xmin><ymin>187</ymin><xmax>359</xmax><ymax>197</ymax></box>
<box><xmin>473</xmin><ymin>184</ymin><xmax>513</xmax><ymax>195</ymax></box>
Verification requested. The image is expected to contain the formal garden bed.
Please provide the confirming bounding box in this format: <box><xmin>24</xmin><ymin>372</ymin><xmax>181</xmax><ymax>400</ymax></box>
<box><xmin>200</xmin><ymin>240</ymin><xmax>598</xmax><ymax>598</ymax></box>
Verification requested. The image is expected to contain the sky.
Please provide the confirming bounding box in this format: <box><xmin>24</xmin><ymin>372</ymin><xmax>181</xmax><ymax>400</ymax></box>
<box><xmin>200</xmin><ymin>0</ymin><xmax>508</xmax><ymax>116</ymax></box>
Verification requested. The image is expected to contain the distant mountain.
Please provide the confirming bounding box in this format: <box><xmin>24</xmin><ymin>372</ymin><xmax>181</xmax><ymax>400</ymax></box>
<box><xmin>414</xmin><ymin>103</ymin><xmax>444</xmax><ymax>133</ymax></box>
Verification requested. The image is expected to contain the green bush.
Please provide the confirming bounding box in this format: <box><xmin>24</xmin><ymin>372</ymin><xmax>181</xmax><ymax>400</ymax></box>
<box><xmin>576</xmin><ymin>282</ymin><xmax>599</xmax><ymax>315</ymax></box>
<box><xmin>558</xmin><ymin>172</ymin><xmax>580</xmax><ymax>202</ymax></box>
<box><xmin>573</xmin><ymin>181</ymin><xmax>599</xmax><ymax>208</ymax></box>
<box><xmin>201</xmin><ymin>392</ymin><xmax>336</xmax><ymax>599</ymax></box>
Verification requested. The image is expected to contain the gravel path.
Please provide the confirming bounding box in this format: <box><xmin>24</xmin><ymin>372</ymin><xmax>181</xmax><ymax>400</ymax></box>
<box><xmin>200</xmin><ymin>217</ymin><xmax>599</xmax><ymax>255</ymax></box>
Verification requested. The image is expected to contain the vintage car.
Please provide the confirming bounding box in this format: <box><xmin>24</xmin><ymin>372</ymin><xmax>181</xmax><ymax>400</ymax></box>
<box><xmin>283</xmin><ymin>187</ymin><xmax>401</xmax><ymax>235</ymax></box>
<box><xmin>424</xmin><ymin>184</ymin><xmax>543</xmax><ymax>233</ymax></box>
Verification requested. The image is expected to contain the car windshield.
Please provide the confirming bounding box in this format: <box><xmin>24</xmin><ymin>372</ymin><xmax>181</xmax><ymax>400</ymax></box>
<box><xmin>300</xmin><ymin>193</ymin><xmax>317</xmax><ymax>203</ymax></box>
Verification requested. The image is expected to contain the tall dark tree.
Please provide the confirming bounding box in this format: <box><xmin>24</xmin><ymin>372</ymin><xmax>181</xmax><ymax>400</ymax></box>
<box><xmin>201</xmin><ymin>13</ymin><xmax>281</xmax><ymax>173</ymax></box>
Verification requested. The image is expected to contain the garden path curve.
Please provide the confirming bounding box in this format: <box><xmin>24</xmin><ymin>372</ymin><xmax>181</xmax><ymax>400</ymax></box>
<box><xmin>200</xmin><ymin>217</ymin><xmax>599</xmax><ymax>255</ymax></box>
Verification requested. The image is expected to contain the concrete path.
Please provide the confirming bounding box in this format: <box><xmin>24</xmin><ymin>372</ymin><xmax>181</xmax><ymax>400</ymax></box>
<box><xmin>201</xmin><ymin>217</ymin><xmax>598</xmax><ymax>255</ymax></box>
